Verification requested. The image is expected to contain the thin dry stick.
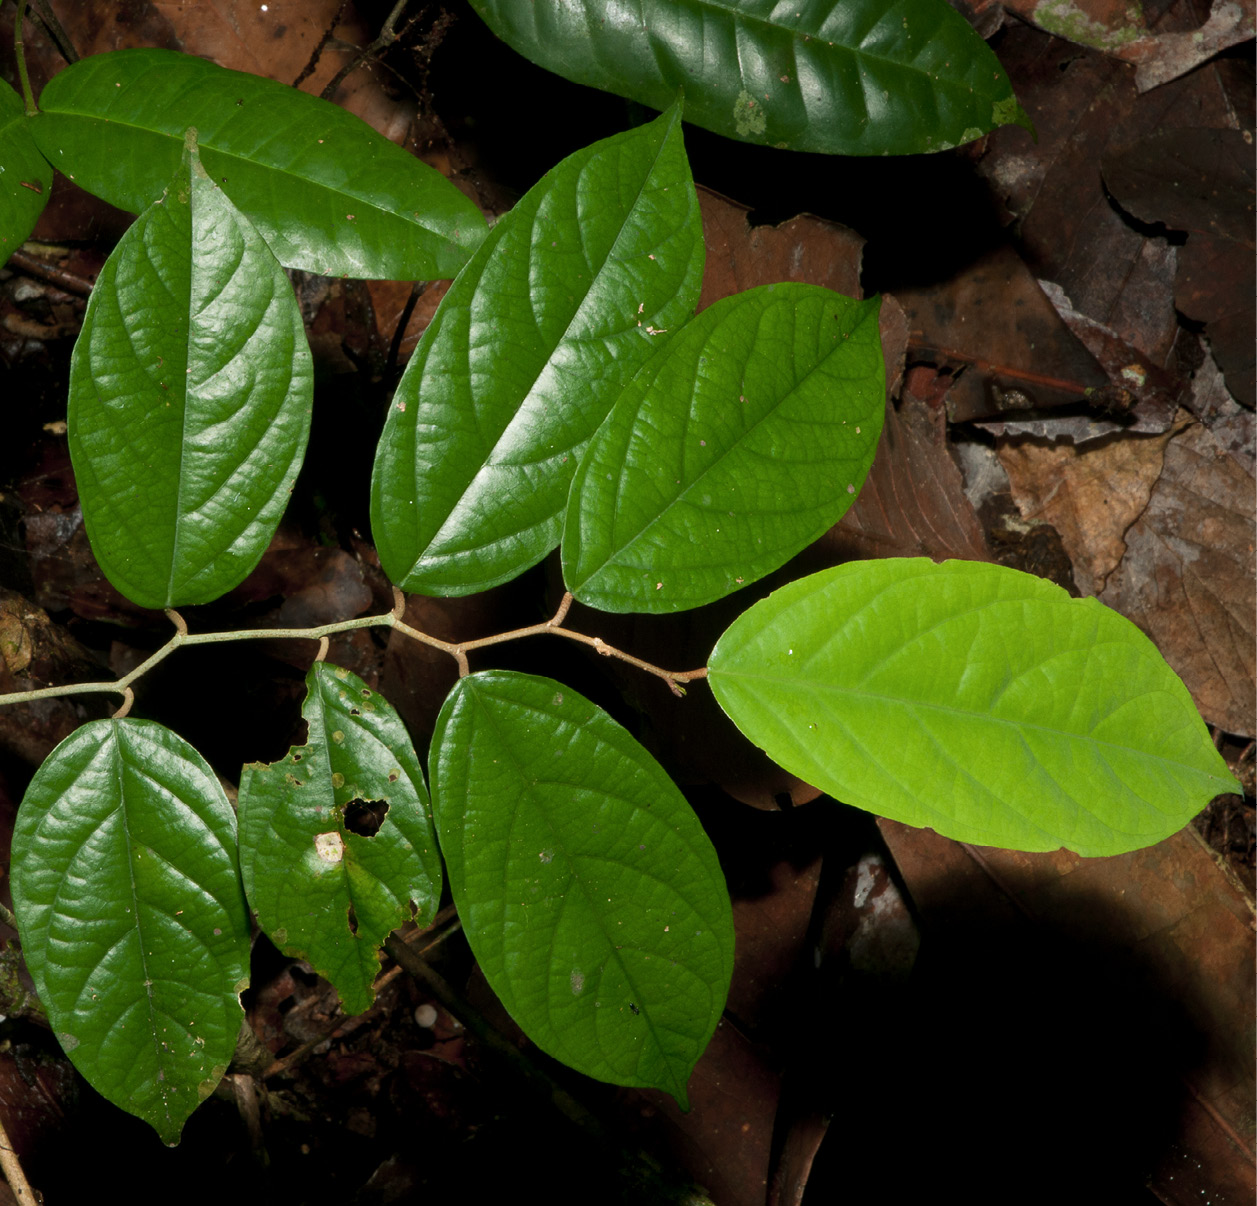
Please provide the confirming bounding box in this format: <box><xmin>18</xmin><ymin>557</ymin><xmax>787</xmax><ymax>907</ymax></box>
<box><xmin>907</xmin><ymin>339</ymin><xmax>1097</xmax><ymax>396</ymax></box>
<box><xmin>261</xmin><ymin>1015</ymin><xmax>351</xmax><ymax>1081</ymax></box>
<box><xmin>6</xmin><ymin>248</ymin><xmax>95</xmax><ymax>297</ymax></box>
<box><xmin>291</xmin><ymin>0</ymin><xmax>353</xmax><ymax>87</ymax></box>
<box><xmin>29</xmin><ymin>0</ymin><xmax>77</xmax><ymax>63</ymax></box>
<box><xmin>261</xmin><ymin>904</ymin><xmax>462</xmax><ymax>1080</ymax></box>
<box><xmin>384</xmin><ymin>280</ymin><xmax>427</xmax><ymax>382</ymax></box>
<box><xmin>372</xmin><ymin>903</ymin><xmax>463</xmax><ymax>994</ymax></box>
<box><xmin>318</xmin><ymin>0</ymin><xmax>416</xmax><ymax>101</ymax></box>
<box><xmin>0</xmin><ymin>1115</ymin><xmax>39</xmax><ymax>1206</ymax></box>
<box><xmin>383</xmin><ymin>933</ymin><xmax>609</xmax><ymax>1140</ymax></box>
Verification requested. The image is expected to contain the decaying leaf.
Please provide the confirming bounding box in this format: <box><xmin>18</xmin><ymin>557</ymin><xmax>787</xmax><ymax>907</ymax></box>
<box><xmin>878</xmin><ymin>817</ymin><xmax>1256</xmax><ymax>1204</ymax></box>
<box><xmin>697</xmin><ymin>186</ymin><xmax>863</xmax><ymax>311</ymax></box>
<box><xmin>996</xmin><ymin>421</ymin><xmax>1180</xmax><ymax>596</ymax></box>
<box><xmin>1103</xmin><ymin>128</ymin><xmax>1256</xmax><ymax>407</ymax></box>
<box><xmin>896</xmin><ymin>245</ymin><xmax>1108</xmax><ymax>423</ymax></box>
<box><xmin>1100</xmin><ymin>419</ymin><xmax>1256</xmax><ymax>736</ymax></box>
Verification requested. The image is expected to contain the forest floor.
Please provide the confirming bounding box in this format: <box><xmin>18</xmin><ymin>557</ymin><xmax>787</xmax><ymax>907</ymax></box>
<box><xmin>0</xmin><ymin>3</ymin><xmax>1252</xmax><ymax>1205</ymax></box>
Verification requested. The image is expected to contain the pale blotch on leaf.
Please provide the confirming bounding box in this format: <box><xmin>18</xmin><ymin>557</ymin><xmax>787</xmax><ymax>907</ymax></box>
<box><xmin>733</xmin><ymin>90</ymin><xmax>767</xmax><ymax>138</ymax></box>
<box><xmin>314</xmin><ymin>831</ymin><xmax>344</xmax><ymax>863</ymax></box>
<box><xmin>570</xmin><ymin>969</ymin><xmax>585</xmax><ymax>995</ymax></box>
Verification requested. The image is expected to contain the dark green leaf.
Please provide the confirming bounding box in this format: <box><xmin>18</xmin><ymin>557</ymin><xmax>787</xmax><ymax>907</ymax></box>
<box><xmin>0</xmin><ymin>81</ymin><xmax>51</xmax><ymax>265</ymax></box>
<box><xmin>708</xmin><ymin>559</ymin><xmax>1242</xmax><ymax>855</ymax></box>
<box><xmin>430</xmin><ymin>671</ymin><xmax>733</xmax><ymax>1106</ymax></box>
<box><xmin>371</xmin><ymin>103</ymin><xmax>703</xmax><ymax>596</ymax></box>
<box><xmin>68</xmin><ymin>133</ymin><xmax>312</xmax><ymax>609</ymax></box>
<box><xmin>33</xmin><ymin>49</ymin><xmax>485</xmax><ymax>278</ymax></box>
<box><xmin>470</xmin><ymin>0</ymin><xmax>1032</xmax><ymax>155</ymax></box>
<box><xmin>563</xmin><ymin>284</ymin><xmax>883</xmax><ymax>613</ymax></box>
<box><xmin>11</xmin><ymin>719</ymin><xmax>250</xmax><ymax>1145</ymax></box>
<box><xmin>238</xmin><ymin>663</ymin><xmax>441</xmax><ymax>1017</ymax></box>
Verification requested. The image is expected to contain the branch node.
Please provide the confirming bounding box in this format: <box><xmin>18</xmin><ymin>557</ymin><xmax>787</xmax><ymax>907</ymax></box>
<box><xmin>548</xmin><ymin>592</ymin><xmax>574</xmax><ymax>627</ymax></box>
<box><xmin>390</xmin><ymin>585</ymin><xmax>407</xmax><ymax>621</ymax></box>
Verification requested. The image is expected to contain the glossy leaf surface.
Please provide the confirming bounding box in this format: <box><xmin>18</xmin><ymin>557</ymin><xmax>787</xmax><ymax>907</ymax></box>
<box><xmin>430</xmin><ymin>671</ymin><xmax>733</xmax><ymax>1106</ymax></box>
<box><xmin>238</xmin><ymin>663</ymin><xmax>441</xmax><ymax>1017</ymax></box>
<box><xmin>11</xmin><ymin>720</ymin><xmax>250</xmax><ymax>1145</ymax></box>
<box><xmin>708</xmin><ymin>559</ymin><xmax>1242</xmax><ymax>855</ymax></box>
<box><xmin>33</xmin><ymin>49</ymin><xmax>485</xmax><ymax>277</ymax></box>
<box><xmin>563</xmin><ymin>284</ymin><xmax>883</xmax><ymax>613</ymax></box>
<box><xmin>68</xmin><ymin>134</ymin><xmax>312</xmax><ymax>609</ymax></box>
<box><xmin>470</xmin><ymin>0</ymin><xmax>1032</xmax><ymax>155</ymax></box>
<box><xmin>0</xmin><ymin>81</ymin><xmax>50</xmax><ymax>265</ymax></box>
<box><xmin>371</xmin><ymin>103</ymin><xmax>703</xmax><ymax>596</ymax></box>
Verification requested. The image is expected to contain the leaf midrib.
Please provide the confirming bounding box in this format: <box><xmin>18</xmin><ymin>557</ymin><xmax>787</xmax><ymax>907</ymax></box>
<box><xmin>612</xmin><ymin>0</ymin><xmax>991</xmax><ymax>92</ymax></box>
<box><xmin>40</xmin><ymin>100</ymin><xmax>454</xmax><ymax>237</ymax></box>
<box><xmin>572</xmin><ymin>294</ymin><xmax>879</xmax><ymax>588</ymax></box>
<box><xmin>712</xmin><ymin>666</ymin><xmax>1228</xmax><ymax>781</ymax></box>
<box><xmin>408</xmin><ymin>110</ymin><xmax>692</xmax><ymax>576</ymax></box>
<box><xmin>464</xmin><ymin>683</ymin><xmax>690</xmax><ymax>1095</ymax></box>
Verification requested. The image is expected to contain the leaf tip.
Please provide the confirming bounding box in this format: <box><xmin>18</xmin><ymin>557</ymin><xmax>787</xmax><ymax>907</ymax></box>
<box><xmin>993</xmin><ymin>93</ymin><xmax>1036</xmax><ymax>140</ymax></box>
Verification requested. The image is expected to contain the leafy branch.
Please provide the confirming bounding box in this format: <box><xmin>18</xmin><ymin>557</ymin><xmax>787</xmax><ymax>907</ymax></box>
<box><xmin>0</xmin><ymin>12</ymin><xmax>1235</xmax><ymax>1156</ymax></box>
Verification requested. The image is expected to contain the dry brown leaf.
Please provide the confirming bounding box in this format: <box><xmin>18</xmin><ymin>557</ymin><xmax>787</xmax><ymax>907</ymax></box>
<box><xmin>767</xmin><ymin>850</ymin><xmax>920</xmax><ymax>1206</ymax></box>
<box><xmin>878</xmin><ymin>818</ymin><xmax>1256</xmax><ymax>1204</ymax></box>
<box><xmin>629</xmin><ymin>1019</ymin><xmax>779</xmax><ymax>1206</ymax></box>
<box><xmin>896</xmin><ymin>245</ymin><xmax>1109</xmax><ymax>423</ymax></box>
<box><xmin>0</xmin><ymin>588</ymin><xmax>107</xmax><ymax>764</ymax></box>
<box><xmin>999</xmin><ymin>0</ymin><xmax>1150</xmax><ymax>53</ymax></box>
<box><xmin>976</xmin><ymin>13</ymin><xmax>1237</xmax><ymax>357</ymax></box>
<box><xmin>697</xmin><ymin>187</ymin><xmax>863</xmax><ymax>311</ymax></box>
<box><xmin>1116</xmin><ymin>0</ymin><xmax>1257</xmax><ymax>92</ymax></box>
<box><xmin>149</xmin><ymin>0</ymin><xmax>411</xmax><ymax>141</ymax></box>
<box><xmin>996</xmin><ymin>425</ymin><xmax>1178</xmax><ymax>595</ymax></box>
<box><xmin>1100</xmin><ymin>418</ymin><xmax>1256</xmax><ymax>736</ymax></box>
<box><xmin>364</xmin><ymin>280</ymin><xmax>451</xmax><ymax>363</ymax></box>
<box><xmin>1102</xmin><ymin>127</ymin><xmax>1256</xmax><ymax>406</ymax></box>
<box><xmin>826</xmin><ymin>390</ymin><xmax>992</xmax><ymax>564</ymax></box>
<box><xmin>1176</xmin><ymin>234</ymin><xmax>1257</xmax><ymax>409</ymax></box>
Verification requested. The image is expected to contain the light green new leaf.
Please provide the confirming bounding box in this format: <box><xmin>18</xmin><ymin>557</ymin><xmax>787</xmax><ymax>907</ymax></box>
<box><xmin>430</xmin><ymin>671</ymin><xmax>733</xmax><ymax>1107</ymax></box>
<box><xmin>33</xmin><ymin>48</ymin><xmax>484</xmax><ymax>278</ymax></box>
<box><xmin>471</xmin><ymin>0</ymin><xmax>1033</xmax><ymax>155</ymax></box>
<box><xmin>68</xmin><ymin>133</ymin><xmax>312</xmax><ymax>609</ymax></box>
<box><xmin>708</xmin><ymin>559</ymin><xmax>1241</xmax><ymax>856</ymax></box>
<box><xmin>238</xmin><ymin>663</ymin><xmax>441</xmax><ymax>1017</ymax></box>
<box><xmin>371</xmin><ymin>102</ymin><xmax>703</xmax><ymax>596</ymax></box>
<box><xmin>0</xmin><ymin>81</ymin><xmax>51</xmax><ymax>266</ymax></box>
<box><xmin>238</xmin><ymin>658</ymin><xmax>442</xmax><ymax>1016</ymax></box>
<box><xmin>11</xmin><ymin>719</ymin><xmax>250</xmax><ymax>1145</ymax></box>
<box><xmin>563</xmin><ymin>284</ymin><xmax>883</xmax><ymax>613</ymax></box>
